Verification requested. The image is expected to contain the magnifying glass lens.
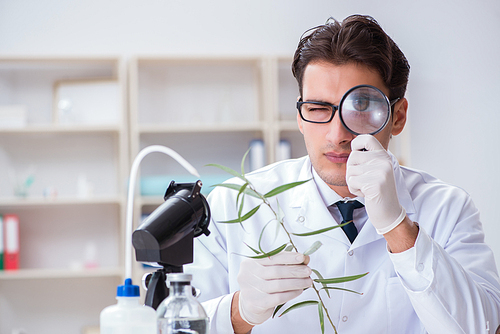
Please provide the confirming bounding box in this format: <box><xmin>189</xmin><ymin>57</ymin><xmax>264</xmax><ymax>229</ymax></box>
<box><xmin>340</xmin><ymin>86</ymin><xmax>390</xmax><ymax>135</ymax></box>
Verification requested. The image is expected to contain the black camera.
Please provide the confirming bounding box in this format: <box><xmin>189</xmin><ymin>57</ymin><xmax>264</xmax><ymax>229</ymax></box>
<box><xmin>132</xmin><ymin>180</ymin><xmax>210</xmax><ymax>309</ymax></box>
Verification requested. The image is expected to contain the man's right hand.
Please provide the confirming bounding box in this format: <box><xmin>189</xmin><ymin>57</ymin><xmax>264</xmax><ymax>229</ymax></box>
<box><xmin>236</xmin><ymin>251</ymin><xmax>312</xmax><ymax>327</ymax></box>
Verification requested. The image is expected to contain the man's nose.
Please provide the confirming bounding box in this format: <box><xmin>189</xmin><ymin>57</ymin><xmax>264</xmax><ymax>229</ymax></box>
<box><xmin>326</xmin><ymin>111</ymin><xmax>355</xmax><ymax>145</ymax></box>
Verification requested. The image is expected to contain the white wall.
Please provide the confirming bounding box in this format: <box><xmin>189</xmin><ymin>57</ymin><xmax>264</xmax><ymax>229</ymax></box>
<box><xmin>1</xmin><ymin>0</ymin><xmax>499</xmax><ymax>267</ymax></box>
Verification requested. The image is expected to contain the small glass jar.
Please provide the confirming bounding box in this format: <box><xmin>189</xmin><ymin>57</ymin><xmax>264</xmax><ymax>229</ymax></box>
<box><xmin>157</xmin><ymin>273</ymin><xmax>209</xmax><ymax>334</ymax></box>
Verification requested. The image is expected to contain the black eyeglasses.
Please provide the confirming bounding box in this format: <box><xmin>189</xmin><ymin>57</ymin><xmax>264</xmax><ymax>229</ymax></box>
<box><xmin>297</xmin><ymin>84</ymin><xmax>400</xmax><ymax>135</ymax></box>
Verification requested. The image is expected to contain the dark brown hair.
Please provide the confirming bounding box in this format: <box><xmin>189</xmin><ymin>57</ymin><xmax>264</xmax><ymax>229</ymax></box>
<box><xmin>292</xmin><ymin>15</ymin><xmax>410</xmax><ymax>101</ymax></box>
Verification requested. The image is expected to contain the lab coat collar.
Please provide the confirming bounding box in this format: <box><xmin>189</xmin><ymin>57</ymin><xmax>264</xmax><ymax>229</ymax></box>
<box><xmin>289</xmin><ymin>158</ymin><xmax>358</xmax><ymax>248</ymax></box>
<box><xmin>288</xmin><ymin>153</ymin><xmax>416</xmax><ymax>249</ymax></box>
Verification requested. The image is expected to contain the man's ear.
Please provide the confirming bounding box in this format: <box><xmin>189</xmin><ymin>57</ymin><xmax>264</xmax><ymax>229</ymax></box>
<box><xmin>391</xmin><ymin>98</ymin><xmax>408</xmax><ymax>136</ymax></box>
<box><xmin>297</xmin><ymin>96</ymin><xmax>304</xmax><ymax>134</ymax></box>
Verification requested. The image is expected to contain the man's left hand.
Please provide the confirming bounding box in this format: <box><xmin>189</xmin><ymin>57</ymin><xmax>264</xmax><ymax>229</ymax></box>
<box><xmin>346</xmin><ymin>135</ymin><xmax>406</xmax><ymax>234</ymax></box>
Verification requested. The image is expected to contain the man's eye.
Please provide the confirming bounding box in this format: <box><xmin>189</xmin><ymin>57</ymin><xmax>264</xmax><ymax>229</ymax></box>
<box><xmin>309</xmin><ymin>107</ymin><xmax>330</xmax><ymax>112</ymax></box>
<box><xmin>352</xmin><ymin>98</ymin><xmax>370</xmax><ymax>111</ymax></box>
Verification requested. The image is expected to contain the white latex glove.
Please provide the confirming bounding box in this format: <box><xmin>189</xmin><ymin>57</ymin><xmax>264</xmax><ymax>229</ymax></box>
<box><xmin>237</xmin><ymin>251</ymin><xmax>312</xmax><ymax>326</ymax></box>
<box><xmin>346</xmin><ymin>135</ymin><xmax>406</xmax><ymax>234</ymax></box>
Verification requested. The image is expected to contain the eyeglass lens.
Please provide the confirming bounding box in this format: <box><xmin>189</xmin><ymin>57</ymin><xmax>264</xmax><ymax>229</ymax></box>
<box><xmin>340</xmin><ymin>86</ymin><xmax>390</xmax><ymax>135</ymax></box>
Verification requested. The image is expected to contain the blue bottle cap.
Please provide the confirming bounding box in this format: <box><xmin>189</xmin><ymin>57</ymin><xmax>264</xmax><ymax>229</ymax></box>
<box><xmin>117</xmin><ymin>278</ymin><xmax>140</xmax><ymax>297</ymax></box>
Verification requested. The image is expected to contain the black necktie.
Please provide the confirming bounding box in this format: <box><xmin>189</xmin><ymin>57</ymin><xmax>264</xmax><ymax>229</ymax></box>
<box><xmin>335</xmin><ymin>201</ymin><xmax>364</xmax><ymax>243</ymax></box>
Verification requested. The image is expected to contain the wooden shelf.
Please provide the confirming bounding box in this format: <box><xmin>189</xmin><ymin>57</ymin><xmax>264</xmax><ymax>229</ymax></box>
<box><xmin>0</xmin><ymin>124</ymin><xmax>122</xmax><ymax>135</ymax></box>
<box><xmin>138</xmin><ymin>122</ymin><xmax>265</xmax><ymax>134</ymax></box>
<box><xmin>0</xmin><ymin>195</ymin><xmax>124</xmax><ymax>210</ymax></box>
<box><xmin>0</xmin><ymin>267</ymin><xmax>123</xmax><ymax>280</ymax></box>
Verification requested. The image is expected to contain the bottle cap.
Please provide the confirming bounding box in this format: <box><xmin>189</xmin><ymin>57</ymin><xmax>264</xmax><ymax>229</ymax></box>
<box><xmin>117</xmin><ymin>278</ymin><xmax>140</xmax><ymax>297</ymax></box>
<box><xmin>167</xmin><ymin>273</ymin><xmax>192</xmax><ymax>283</ymax></box>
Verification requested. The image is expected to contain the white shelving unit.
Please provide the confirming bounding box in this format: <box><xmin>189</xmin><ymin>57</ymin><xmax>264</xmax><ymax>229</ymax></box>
<box><xmin>0</xmin><ymin>57</ymin><xmax>128</xmax><ymax>334</ymax></box>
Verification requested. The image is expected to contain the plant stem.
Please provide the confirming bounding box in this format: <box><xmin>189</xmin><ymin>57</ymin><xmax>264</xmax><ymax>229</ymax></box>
<box><xmin>313</xmin><ymin>285</ymin><xmax>337</xmax><ymax>334</ymax></box>
<box><xmin>258</xmin><ymin>192</ymin><xmax>338</xmax><ymax>334</ymax></box>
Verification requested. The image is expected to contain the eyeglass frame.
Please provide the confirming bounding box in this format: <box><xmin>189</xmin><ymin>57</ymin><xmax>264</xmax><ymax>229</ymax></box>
<box><xmin>296</xmin><ymin>84</ymin><xmax>401</xmax><ymax>135</ymax></box>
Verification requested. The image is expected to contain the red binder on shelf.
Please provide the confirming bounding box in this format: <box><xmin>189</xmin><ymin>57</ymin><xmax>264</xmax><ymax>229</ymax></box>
<box><xmin>4</xmin><ymin>214</ymin><xmax>19</xmax><ymax>271</ymax></box>
<box><xmin>0</xmin><ymin>214</ymin><xmax>4</xmax><ymax>270</ymax></box>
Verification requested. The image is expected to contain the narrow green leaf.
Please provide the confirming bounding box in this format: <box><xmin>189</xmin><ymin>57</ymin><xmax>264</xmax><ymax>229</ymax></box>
<box><xmin>206</xmin><ymin>163</ymin><xmax>246</xmax><ymax>181</ymax></box>
<box><xmin>236</xmin><ymin>182</ymin><xmax>249</xmax><ymax>210</ymax></box>
<box><xmin>263</xmin><ymin>179</ymin><xmax>311</xmax><ymax>198</ymax></box>
<box><xmin>258</xmin><ymin>220</ymin><xmax>275</xmax><ymax>253</ymax></box>
<box><xmin>249</xmin><ymin>243</ymin><xmax>287</xmax><ymax>259</ymax></box>
<box><xmin>218</xmin><ymin>204</ymin><xmax>261</xmax><ymax>224</ymax></box>
<box><xmin>238</xmin><ymin>204</ymin><xmax>260</xmax><ymax>224</ymax></box>
<box><xmin>217</xmin><ymin>218</ymin><xmax>246</xmax><ymax>224</ymax></box>
<box><xmin>291</xmin><ymin>221</ymin><xmax>352</xmax><ymax>237</ymax></box>
<box><xmin>278</xmin><ymin>300</ymin><xmax>318</xmax><ymax>317</ymax></box>
<box><xmin>318</xmin><ymin>302</ymin><xmax>325</xmax><ymax>334</ymax></box>
<box><xmin>244</xmin><ymin>242</ymin><xmax>261</xmax><ymax>255</ymax></box>
<box><xmin>211</xmin><ymin>183</ymin><xmax>261</xmax><ymax>198</ymax></box>
<box><xmin>272</xmin><ymin>303</ymin><xmax>285</xmax><ymax>318</ymax></box>
<box><xmin>311</xmin><ymin>269</ymin><xmax>322</xmax><ymax>278</ymax></box>
<box><xmin>320</xmin><ymin>286</ymin><xmax>363</xmax><ymax>295</ymax></box>
<box><xmin>237</xmin><ymin>189</ymin><xmax>246</xmax><ymax>224</ymax></box>
<box><xmin>314</xmin><ymin>272</ymin><xmax>369</xmax><ymax>284</ymax></box>
<box><xmin>303</xmin><ymin>241</ymin><xmax>323</xmax><ymax>256</ymax></box>
<box><xmin>241</xmin><ymin>148</ymin><xmax>251</xmax><ymax>175</ymax></box>
<box><xmin>276</xmin><ymin>198</ymin><xmax>285</xmax><ymax>224</ymax></box>
<box><xmin>312</xmin><ymin>269</ymin><xmax>330</xmax><ymax>298</ymax></box>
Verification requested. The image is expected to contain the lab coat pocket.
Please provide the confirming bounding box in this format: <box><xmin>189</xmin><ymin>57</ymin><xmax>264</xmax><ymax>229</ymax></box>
<box><xmin>386</xmin><ymin>276</ymin><xmax>422</xmax><ymax>333</ymax></box>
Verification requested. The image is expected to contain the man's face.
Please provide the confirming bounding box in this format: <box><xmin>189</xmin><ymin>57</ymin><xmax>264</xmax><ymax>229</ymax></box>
<box><xmin>297</xmin><ymin>61</ymin><xmax>404</xmax><ymax>197</ymax></box>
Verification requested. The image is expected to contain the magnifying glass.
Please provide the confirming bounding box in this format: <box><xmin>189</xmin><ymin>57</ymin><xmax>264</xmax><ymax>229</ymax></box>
<box><xmin>297</xmin><ymin>84</ymin><xmax>400</xmax><ymax>135</ymax></box>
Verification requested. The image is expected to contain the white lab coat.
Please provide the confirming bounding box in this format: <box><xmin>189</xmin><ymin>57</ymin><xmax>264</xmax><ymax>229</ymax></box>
<box><xmin>186</xmin><ymin>155</ymin><xmax>500</xmax><ymax>334</ymax></box>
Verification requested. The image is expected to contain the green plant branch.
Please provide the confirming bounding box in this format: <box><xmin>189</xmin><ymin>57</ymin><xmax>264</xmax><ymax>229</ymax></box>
<box><xmin>207</xmin><ymin>157</ymin><xmax>367</xmax><ymax>334</ymax></box>
<box><xmin>245</xmin><ymin>181</ymin><xmax>338</xmax><ymax>334</ymax></box>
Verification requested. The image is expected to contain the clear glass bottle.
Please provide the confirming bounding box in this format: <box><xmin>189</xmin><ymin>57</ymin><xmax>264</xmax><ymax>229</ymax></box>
<box><xmin>157</xmin><ymin>273</ymin><xmax>209</xmax><ymax>334</ymax></box>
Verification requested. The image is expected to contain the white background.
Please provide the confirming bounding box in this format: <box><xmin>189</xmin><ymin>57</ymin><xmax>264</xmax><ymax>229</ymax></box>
<box><xmin>1</xmin><ymin>0</ymin><xmax>499</xmax><ymax>270</ymax></box>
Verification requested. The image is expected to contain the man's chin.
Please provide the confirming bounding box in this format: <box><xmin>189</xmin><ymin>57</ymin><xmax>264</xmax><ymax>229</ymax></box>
<box><xmin>316</xmin><ymin>169</ymin><xmax>347</xmax><ymax>187</ymax></box>
<box><xmin>325</xmin><ymin>177</ymin><xmax>348</xmax><ymax>187</ymax></box>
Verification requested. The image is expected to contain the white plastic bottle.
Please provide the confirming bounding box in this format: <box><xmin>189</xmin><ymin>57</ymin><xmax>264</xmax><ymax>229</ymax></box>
<box><xmin>100</xmin><ymin>278</ymin><xmax>157</xmax><ymax>334</ymax></box>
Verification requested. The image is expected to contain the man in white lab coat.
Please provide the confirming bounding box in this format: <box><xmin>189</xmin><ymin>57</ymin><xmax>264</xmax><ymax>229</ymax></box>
<box><xmin>186</xmin><ymin>15</ymin><xmax>500</xmax><ymax>333</ymax></box>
